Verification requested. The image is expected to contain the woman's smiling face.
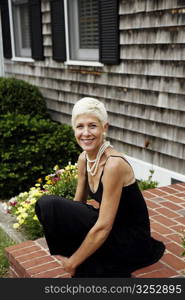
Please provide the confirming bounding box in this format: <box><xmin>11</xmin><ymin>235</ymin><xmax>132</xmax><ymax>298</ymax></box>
<box><xmin>74</xmin><ymin>114</ymin><xmax>107</xmax><ymax>155</ymax></box>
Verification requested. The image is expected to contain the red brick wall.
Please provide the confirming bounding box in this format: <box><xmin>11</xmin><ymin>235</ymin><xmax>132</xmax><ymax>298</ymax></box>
<box><xmin>5</xmin><ymin>239</ymin><xmax>71</xmax><ymax>278</ymax></box>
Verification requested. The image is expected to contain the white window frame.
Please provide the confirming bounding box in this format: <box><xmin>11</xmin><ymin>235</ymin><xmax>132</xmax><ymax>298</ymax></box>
<box><xmin>8</xmin><ymin>0</ymin><xmax>34</xmax><ymax>62</ymax></box>
<box><xmin>0</xmin><ymin>10</ymin><xmax>5</xmax><ymax>75</ymax></box>
<box><xmin>64</xmin><ymin>0</ymin><xmax>103</xmax><ymax>67</ymax></box>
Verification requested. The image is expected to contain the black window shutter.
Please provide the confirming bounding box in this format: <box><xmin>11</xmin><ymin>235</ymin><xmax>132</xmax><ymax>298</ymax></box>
<box><xmin>0</xmin><ymin>0</ymin><xmax>12</xmax><ymax>58</ymax></box>
<box><xmin>99</xmin><ymin>0</ymin><xmax>120</xmax><ymax>64</ymax></box>
<box><xmin>28</xmin><ymin>0</ymin><xmax>44</xmax><ymax>60</ymax></box>
<box><xmin>50</xmin><ymin>0</ymin><xmax>66</xmax><ymax>61</ymax></box>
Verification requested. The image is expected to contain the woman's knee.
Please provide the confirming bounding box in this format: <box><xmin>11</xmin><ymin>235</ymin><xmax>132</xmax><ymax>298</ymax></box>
<box><xmin>36</xmin><ymin>194</ymin><xmax>68</xmax><ymax>212</ymax></box>
<box><xmin>35</xmin><ymin>195</ymin><xmax>53</xmax><ymax>217</ymax></box>
<box><xmin>36</xmin><ymin>194</ymin><xmax>52</xmax><ymax>207</ymax></box>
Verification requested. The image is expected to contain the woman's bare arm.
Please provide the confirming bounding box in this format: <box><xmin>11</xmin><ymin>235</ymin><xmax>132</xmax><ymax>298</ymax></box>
<box><xmin>73</xmin><ymin>152</ymin><xmax>88</xmax><ymax>203</ymax></box>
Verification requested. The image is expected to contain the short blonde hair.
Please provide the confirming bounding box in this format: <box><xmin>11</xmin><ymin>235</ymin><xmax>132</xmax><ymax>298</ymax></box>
<box><xmin>71</xmin><ymin>97</ymin><xmax>108</xmax><ymax>128</ymax></box>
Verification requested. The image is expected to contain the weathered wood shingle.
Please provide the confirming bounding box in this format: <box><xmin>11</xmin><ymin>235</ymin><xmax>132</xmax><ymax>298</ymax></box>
<box><xmin>3</xmin><ymin>0</ymin><xmax>185</xmax><ymax>176</ymax></box>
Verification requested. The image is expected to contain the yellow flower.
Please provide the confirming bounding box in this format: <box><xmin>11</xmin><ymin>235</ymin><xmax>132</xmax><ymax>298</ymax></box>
<box><xmin>43</xmin><ymin>184</ymin><xmax>49</xmax><ymax>189</ymax></box>
<box><xmin>32</xmin><ymin>191</ymin><xmax>42</xmax><ymax>197</ymax></box>
<box><xmin>37</xmin><ymin>178</ymin><xmax>42</xmax><ymax>183</ymax></box>
<box><xmin>45</xmin><ymin>175</ymin><xmax>50</xmax><ymax>181</ymax></box>
<box><xmin>30</xmin><ymin>187</ymin><xmax>37</xmax><ymax>191</ymax></box>
<box><xmin>13</xmin><ymin>223</ymin><xmax>20</xmax><ymax>229</ymax></box>
<box><xmin>46</xmin><ymin>180</ymin><xmax>52</xmax><ymax>185</ymax></box>
<box><xmin>30</xmin><ymin>198</ymin><xmax>37</xmax><ymax>204</ymax></box>
<box><xmin>19</xmin><ymin>192</ymin><xmax>28</xmax><ymax>198</ymax></box>
<box><xmin>17</xmin><ymin>215</ymin><xmax>23</xmax><ymax>221</ymax></box>
<box><xmin>22</xmin><ymin>203</ymin><xmax>30</xmax><ymax>209</ymax></box>
<box><xmin>33</xmin><ymin>215</ymin><xmax>38</xmax><ymax>221</ymax></box>
<box><xmin>21</xmin><ymin>212</ymin><xmax>28</xmax><ymax>219</ymax></box>
<box><xmin>53</xmin><ymin>165</ymin><xmax>59</xmax><ymax>171</ymax></box>
<box><xmin>19</xmin><ymin>219</ymin><xmax>24</xmax><ymax>225</ymax></box>
<box><xmin>35</xmin><ymin>183</ymin><xmax>40</xmax><ymax>187</ymax></box>
<box><xmin>17</xmin><ymin>207</ymin><xmax>26</xmax><ymax>214</ymax></box>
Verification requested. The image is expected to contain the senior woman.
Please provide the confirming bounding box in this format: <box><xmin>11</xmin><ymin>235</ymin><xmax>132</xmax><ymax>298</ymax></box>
<box><xmin>35</xmin><ymin>97</ymin><xmax>165</xmax><ymax>278</ymax></box>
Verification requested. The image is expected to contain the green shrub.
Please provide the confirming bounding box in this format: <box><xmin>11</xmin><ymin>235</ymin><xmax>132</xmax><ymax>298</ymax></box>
<box><xmin>0</xmin><ymin>77</ymin><xmax>47</xmax><ymax>117</ymax></box>
<box><xmin>0</xmin><ymin>113</ymin><xmax>80</xmax><ymax>199</ymax></box>
<box><xmin>138</xmin><ymin>169</ymin><xmax>158</xmax><ymax>191</ymax></box>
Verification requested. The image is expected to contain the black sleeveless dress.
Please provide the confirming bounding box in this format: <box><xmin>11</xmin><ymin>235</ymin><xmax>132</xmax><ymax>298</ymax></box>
<box><xmin>35</xmin><ymin>156</ymin><xmax>165</xmax><ymax>277</ymax></box>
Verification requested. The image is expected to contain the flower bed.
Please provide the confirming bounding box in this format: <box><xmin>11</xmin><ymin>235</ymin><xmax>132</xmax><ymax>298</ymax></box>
<box><xmin>3</xmin><ymin>163</ymin><xmax>77</xmax><ymax>240</ymax></box>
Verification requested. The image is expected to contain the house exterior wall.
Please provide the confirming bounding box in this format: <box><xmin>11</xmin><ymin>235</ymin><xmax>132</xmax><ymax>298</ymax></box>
<box><xmin>3</xmin><ymin>0</ymin><xmax>185</xmax><ymax>185</ymax></box>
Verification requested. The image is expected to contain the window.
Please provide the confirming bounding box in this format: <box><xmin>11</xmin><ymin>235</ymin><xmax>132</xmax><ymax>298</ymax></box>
<box><xmin>67</xmin><ymin>0</ymin><xmax>99</xmax><ymax>61</ymax></box>
<box><xmin>0</xmin><ymin>0</ymin><xmax>43</xmax><ymax>60</ymax></box>
<box><xmin>1</xmin><ymin>0</ymin><xmax>119</xmax><ymax>64</ymax></box>
<box><xmin>11</xmin><ymin>0</ymin><xmax>31</xmax><ymax>57</ymax></box>
<box><xmin>50</xmin><ymin>0</ymin><xmax>119</xmax><ymax>65</ymax></box>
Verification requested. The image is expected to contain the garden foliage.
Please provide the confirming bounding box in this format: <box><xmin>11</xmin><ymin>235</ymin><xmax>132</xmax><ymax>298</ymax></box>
<box><xmin>0</xmin><ymin>227</ymin><xmax>15</xmax><ymax>277</ymax></box>
<box><xmin>0</xmin><ymin>77</ymin><xmax>80</xmax><ymax>199</ymax></box>
<box><xmin>0</xmin><ymin>77</ymin><xmax>47</xmax><ymax>117</ymax></box>
<box><xmin>0</xmin><ymin>113</ymin><xmax>80</xmax><ymax>199</ymax></box>
<box><xmin>138</xmin><ymin>169</ymin><xmax>158</xmax><ymax>190</ymax></box>
<box><xmin>181</xmin><ymin>231</ymin><xmax>185</xmax><ymax>257</ymax></box>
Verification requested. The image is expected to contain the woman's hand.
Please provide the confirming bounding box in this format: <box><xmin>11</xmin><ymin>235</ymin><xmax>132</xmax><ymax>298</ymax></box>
<box><xmin>53</xmin><ymin>255</ymin><xmax>76</xmax><ymax>277</ymax></box>
<box><xmin>62</xmin><ymin>257</ymin><xmax>76</xmax><ymax>277</ymax></box>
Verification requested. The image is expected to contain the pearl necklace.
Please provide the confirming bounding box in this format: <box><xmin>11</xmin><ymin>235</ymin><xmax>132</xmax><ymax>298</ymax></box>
<box><xmin>86</xmin><ymin>141</ymin><xmax>111</xmax><ymax>176</ymax></box>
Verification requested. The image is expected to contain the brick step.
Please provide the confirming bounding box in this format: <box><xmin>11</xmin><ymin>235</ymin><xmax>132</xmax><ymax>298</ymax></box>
<box><xmin>5</xmin><ymin>237</ymin><xmax>182</xmax><ymax>278</ymax></box>
<box><xmin>5</xmin><ymin>238</ymin><xmax>71</xmax><ymax>278</ymax></box>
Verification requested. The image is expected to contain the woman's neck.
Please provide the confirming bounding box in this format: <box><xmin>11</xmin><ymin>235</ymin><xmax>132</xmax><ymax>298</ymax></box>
<box><xmin>86</xmin><ymin>143</ymin><xmax>104</xmax><ymax>161</ymax></box>
<box><xmin>86</xmin><ymin>141</ymin><xmax>112</xmax><ymax>176</ymax></box>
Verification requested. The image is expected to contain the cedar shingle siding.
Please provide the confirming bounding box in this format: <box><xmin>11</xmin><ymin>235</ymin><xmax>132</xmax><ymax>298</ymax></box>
<box><xmin>1</xmin><ymin>0</ymin><xmax>185</xmax><ymax>175</ymax></box>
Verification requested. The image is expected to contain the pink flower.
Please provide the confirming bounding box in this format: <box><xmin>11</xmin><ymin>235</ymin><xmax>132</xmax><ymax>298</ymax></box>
<box><xmin>53</xmin><ymin>177</ymin><xmax>61</xmax><ymax>183</ymax></box>
<box><xmin>10</xmin><ymin>201</ymin><xmax>17</xmax><ymax>206</ymax></box>
<box><xmin>56</xmin><ymin>169</ymin><xmax>64</xmax><ymax>175</ymax></box>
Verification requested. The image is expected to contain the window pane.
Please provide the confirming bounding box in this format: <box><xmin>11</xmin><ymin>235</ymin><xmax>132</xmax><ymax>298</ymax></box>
<box><xmin>68</xmin><ymin>0</ymin><xmax>99</xmax><ymax>61</ymax></box>
<box><xmin>12</xmin><ymin>0</ymin><xmax>31</xmax><ymax>57</ymax></box>
<box><xmin>78</xmin><ymin>0</ymin><xmax>98</xmax><ymax>49</ymax></box>
<box><xmin>20</xmin><ymin>4</ymin><xmax>30</xmax><ymax>48</ymax></box>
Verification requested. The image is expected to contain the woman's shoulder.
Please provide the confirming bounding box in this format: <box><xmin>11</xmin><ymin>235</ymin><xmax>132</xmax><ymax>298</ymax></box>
<box><xmin>104</xmin><ymin>154</ymin><xmax>130</xmax><ymax>171</ymax></box>
<box><xmin>104</xmin><ymin>149</ymin><xmax>130</xmax><ymax>167</ymax></box>
<box><xmin>103</xmin><ymin>150</ymin><xmax>135</xmax><ymax>185</ymax></box>
<box><xmin>78</xmin><ymin>151</ymin><xmax>86</xmax><ymax>161</ymax></box>
<box><xmin>77</xmin><ymin>151</ymin><xmax>86</xmax><ymax>170</ymax></box>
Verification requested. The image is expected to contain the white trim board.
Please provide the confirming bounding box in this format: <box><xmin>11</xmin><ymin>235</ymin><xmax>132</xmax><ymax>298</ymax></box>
<box><xmin>0</xmin><ymin>10</ymin><xmax>4</xmax><ymax>76</ymax></box>
<box><xmin>124</xmin><ymin>155</ymin><xmax>185</xmax><ymax>187</ymax></box>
